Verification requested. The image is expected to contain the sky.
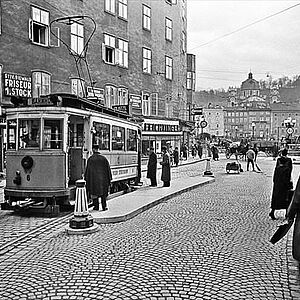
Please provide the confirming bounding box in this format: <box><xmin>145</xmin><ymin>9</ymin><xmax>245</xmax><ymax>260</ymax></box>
<box><xmin>187</xmin><ymin>0</ymin><xmax>300</xmax><ymax>91</ymax></box>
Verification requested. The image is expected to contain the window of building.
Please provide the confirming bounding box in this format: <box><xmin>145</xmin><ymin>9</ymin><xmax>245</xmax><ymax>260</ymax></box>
<box><xmin>118</xmin><ymin>88</ymin><xmax>128</xmax><ymax>105</ymax></box>
<box><xmin>71</xmin><ymin>22</ymin><xmax>84</xmax><ymax>56</ymax></box>
<box><xmin>142</xmin><ymin>5</ymin><xmax>151</xmax><ymax>31</ymax></box>
<box><xmin>19</xmin><ymin>119</ymin><xmax>41</xmax><ymax>149</ymax></box>
<box><xmin>192</xmin><ymin>72</ymin><xmax>195</xmax><ymax>90</ymax></box>
<box><xmin>43</xmin><ymin>119</ymin><xmax>63</xmax><ymax>149</ymax></box>
<box><xmin>127</xmin><ymin>129</ymin><xmax>137</xmax><ymax>151</ymax></box>
<box><xmin>69</xmin><ymin>123</ymin><xmax>84</xmax><ymax>147</ymax></box>
<box><xmin>117</xmin><ymin>39</ymin><xmax>128</xmax><ymax>68</ymax></box>
<box><xmin>112</xmin><ymin>125</ymin><xmax>125</xmax><ymax>150</ymax></box>
<box><xmin>71</xmin><ymin>78</ymin><xmax>85</xmax><ymax>97</ymax></box>
<box><xmin>151</xmin><ymin>93</ymin><xmax>158</xmax><ymax>116</ymax></box>
<box><xmin>118</xmin><ymin>0</ymin><xmax>127</xmax><ymax>19</ymax></box>
<box><xmin>187</xmin><ymin>71</ymin><xmax>192</xmax><ymax>90</ymax></box>
<box><xmin>142</xmin><ymin>92</ymin><xmax>150</xmax><ymax>116</ymax></box>
<box><xmin>93</xmin><ymin>122</ymin><xmax>110</xmax><ymax>150</ymax></box>
<box><xmin>105</xmin><ymin>85</ymin><xmax>117</xmax><ymax>108</ymax></box>
<box><xmin>105</xmin><ymin>0</ymin><xmax>116</xmax><ymax>14</ymax></box>
<box><xmin>102</xmin><ymin>34</ymin><xmax>116</xmax><ymax>64</ymax></box>
<box><xmin>143</xmin><ymin>48</ymin><xmax>151</xmax><ymax>74</ymax></box>
<box><xmin>165</xmin><ymin>56</ymin><xmax>173</xmax><ymax>80</ymax></box>
<box><xmin>165</xmin><ymin>18</ymin><xmax>172</xmax><ymax>41</ymax></box>
<box><xmin>29</xmin><ymin>6</ymin><xmax>49</xmax><ymax>46</ymax></box>
<box><xmin>32</xmin><ymin>71</ymin><xmax>51</xmax><ymax>98</ymax></box>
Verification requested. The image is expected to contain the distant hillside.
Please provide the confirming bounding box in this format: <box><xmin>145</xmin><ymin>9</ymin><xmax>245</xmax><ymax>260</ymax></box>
<box><xmin>193</xmin><ymin>90</ymin><xmax>228</xmax><ymax>108</ymax></box>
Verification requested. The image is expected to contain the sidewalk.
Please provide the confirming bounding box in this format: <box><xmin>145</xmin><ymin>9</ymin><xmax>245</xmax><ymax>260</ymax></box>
<box><xmin>91</xmin><ymin>156</ymin><xmax>215</xmax><ymax>224</ymax></box>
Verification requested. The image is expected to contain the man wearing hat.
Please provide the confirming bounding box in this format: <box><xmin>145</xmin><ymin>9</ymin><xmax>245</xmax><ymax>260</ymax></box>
<box><xmin>84</xmin><ymin>144</ymin><xmax>112</xmax><ymax>211</ymax></box>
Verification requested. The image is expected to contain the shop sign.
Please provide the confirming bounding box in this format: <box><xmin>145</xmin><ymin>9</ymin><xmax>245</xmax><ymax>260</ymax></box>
<box><xmin>3</xmin><ymin>73</ymin><xmax>32</xmax><ymax>97</ymax></box>
<box><xmin>112</xmin><ymin>104</ymin><xmax>129</xmax><ymax>114</ymax></box>
<box><xmin>143</xmin><ymin>123</ymin><xmax>180</xmax><ymax>132</ymax></box>
<box><xmin>86</xmin><ymin>86</ymin><xmax>104</xmax><ymax>104</ymax></box>
<box><xmin>28</xmin><ymin>97</ymin><xmax>53</xmax><ymax>106</ymax></box>
<box><xmin>129</xmin><ymin>94</ymin><xmax>142</xmax><ymax>115</ymax></box>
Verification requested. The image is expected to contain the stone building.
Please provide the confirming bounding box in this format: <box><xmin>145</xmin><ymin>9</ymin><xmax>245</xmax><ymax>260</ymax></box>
<box><xmin>0</xmin><ymin>0</ymin><xmax>190</xmax><ymax>162</ymax></box>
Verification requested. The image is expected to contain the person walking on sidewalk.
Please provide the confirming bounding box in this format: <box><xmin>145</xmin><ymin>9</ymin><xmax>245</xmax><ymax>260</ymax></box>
<box><xmin>269</xmin><ymin>148</ymin><xmax>293</xmax><ymax>220</ymax></box>
<box><xmin>160</xmin><ymin>146</ymin><xmax>171</xmax><ymax>187</ymax></box>
<box><xmin>246</xmin><ymin>147</ymin><xmax>256</xmax><ymax>171</ymax></box>
<box><xmin>146</xmin><ymin>147</ymin><xmax>157</xmax><ymax>187</ymax></box>
<box><xmin>84</xmin><ymin>144</ymin><xmax>112</xmax><ymax>211</ymax></box>
<box><xmin>173</xmin><ymin>146</ymin><xmax>179</xmax><ymax>167</ymax></box>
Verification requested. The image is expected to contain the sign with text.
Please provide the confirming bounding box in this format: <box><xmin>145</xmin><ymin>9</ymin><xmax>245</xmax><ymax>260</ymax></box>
<box><xmin>112</xmin><ymin>104</ymin><xmax>129</xmax><ymax>114</ymax></box>
<box><xmin>129</xmin><ymin>94</ymin><xmax>142</xmax><ymax>115</ymax></box>
<box><xmin>3</xmin><ymin>73</ymin><xmax>32</xmax><ymax>98</ymax></box>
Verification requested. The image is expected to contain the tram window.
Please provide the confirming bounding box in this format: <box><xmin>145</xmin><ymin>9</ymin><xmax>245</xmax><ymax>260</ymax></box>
<box><xmin>43</xmin><ymin>119</ymin><xmax>63</xmax><ymax>149</ymax></box>
<box><xmin>69</xmin><ymin>123</ymin><xmax>84</xmax><ymax>147</ymax></box>
<box><xmin>7</xmin><ymin>120</ymin><xmax>17</xmax><ymax>150</ymax></box>
<box><xmin>127</xmin><ymin>129</ymin><xmax>137</xmax><ymax>151</ymax></box>
<box><xmin>93</xmin><ymin>122</ymin><xmax>110</xmax><ymax>150</ymax></box>
<box><xmin>19</xmin><ymin>119</ymin><xmax>40</xmax><ymax>149</ymax></box>
<box><xmin>112</xmin><ymin>125</ymin><xmax>125</xmax><ymax>151</ymax></box>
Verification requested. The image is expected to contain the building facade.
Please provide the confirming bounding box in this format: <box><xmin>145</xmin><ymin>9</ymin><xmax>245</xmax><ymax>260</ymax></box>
<box><xmin>0</xmin><ymin>0</ymin><xmax>189</xmax><ymax>162</ymax></box>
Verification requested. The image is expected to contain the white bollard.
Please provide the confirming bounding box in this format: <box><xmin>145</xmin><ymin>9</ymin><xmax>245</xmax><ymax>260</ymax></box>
<box><xmin>203</xmin><ymin>158</ymin><xmax>214</xmax><ymax>177</ymax></box>
<box><xmin>67</xmin><ymin>179</ymin><xmax>98</xmax><ymax>234</ymax></box>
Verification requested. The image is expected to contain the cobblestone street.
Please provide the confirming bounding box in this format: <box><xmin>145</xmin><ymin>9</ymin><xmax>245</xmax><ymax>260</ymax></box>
<box><xmin>1</xmin><ymin>155</ymin><xmax>300</xmax><ymax>299</ymax></box>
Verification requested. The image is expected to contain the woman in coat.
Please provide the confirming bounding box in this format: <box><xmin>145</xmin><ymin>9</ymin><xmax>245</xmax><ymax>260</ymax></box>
<box><xmin>270</xmin><ymin>148</ymin><xmax>293</xmax><ymax>219</ymax></box>
<box><xmin>160</xmin><ymin>146</ymin><xmax>171</xmax><ymax>187</ymax></box>
<box><xmin>146</xmin><ymin>147</ymin><xmax>157</xmax><ymax>186</ymax></box>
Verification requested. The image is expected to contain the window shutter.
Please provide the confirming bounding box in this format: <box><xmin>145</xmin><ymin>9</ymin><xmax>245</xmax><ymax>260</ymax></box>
<box><xmin>50</xmin><ymin>27</ymin><xmax>60</xmax><ymax>47</ymax></box>
<box><xmin>28</xmin><ymin>19</ymin><xmax>33</xmax><ymax>41</ymax></box>
<box><xmin>102</xmin><ymin>43</ymin><xmax>106</xmax><ymax>62</ymax></box>
<box><xmin>115</xmin><ymin>48</ymin><xmax>120</xmax><ymax>65</ymax></box>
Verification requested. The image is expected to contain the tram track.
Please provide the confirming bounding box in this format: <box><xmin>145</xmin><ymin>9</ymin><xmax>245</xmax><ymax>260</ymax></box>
<box><xmin>0</xmin><ymin>188</ymin><xmax>137</xmax><ymax>258</ymax></box>
<box><xmin>0</xmin><ymin>213</ymin><xmax>72</xmax><ymax>257</ymax></box>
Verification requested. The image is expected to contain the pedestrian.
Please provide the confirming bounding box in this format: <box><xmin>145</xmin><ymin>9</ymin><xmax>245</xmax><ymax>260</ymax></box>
<box><xmin>146</xmin><ymin>147</ymin><xmax>157</xmax><ymax>187</ymax></box>
<box><xmin>272</xmin><ymin>142</ymin><xmax>279</xmax><ymax>160</ymax></box>
<box><xmin>211</xmin><ymin>144</ymin><xmax>219</xmax><ymax>161</ymax></box>
<box><xmin>160</xmin><ymin>146</ymin><xmax>171</xmax><ymax>187</ymax></box>
<box><xmin>269</xmin><ymin>148</ymin><xmax>293</xmax><ymax>220</ymax></box>
<box><xmin>197</xmin><ymin>142</ymin><xmax>203</xmax><ymax>159</ymax></box>
<box><xmin>169</xmin><ymin>145</ymin><xmax>174</xmax><ymax>166</ymax></box>
<box><xmin>84</xmin><ymin>144</ymin><xmax>112</xmax><ymax>211</ymax></box>
<box><xmin>246</xmin><ymin>147</ymin><xmax>256</xmax><ymax>171</ymax></box>
<box><xmin>182</xmin><ymin>144</ymin><xmax>188</xmax><ymax>160</ymax></box>
<box><xmin>173</xmin><ymin>146</ymin><xmax>179</xmax><ymax>167</ymax></box>
<box><xmin>253</xmin><ymin>143</ymin><xmax>259</xmax><ymax>162</ymax></box>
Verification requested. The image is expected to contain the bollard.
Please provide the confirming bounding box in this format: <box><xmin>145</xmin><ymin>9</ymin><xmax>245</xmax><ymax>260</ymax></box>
<box><xmin>66</xmin><ymin>179</ymin><xmax>98</xmax><ymax>235</ymax></box>
<box><xmin>203</xmin><ymin>158</ymin><xmax>214</xmax><ymax>177</ymax></box>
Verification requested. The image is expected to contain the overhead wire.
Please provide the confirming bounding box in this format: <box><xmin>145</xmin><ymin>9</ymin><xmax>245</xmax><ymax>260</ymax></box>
<box><xmin>188</xmin><ymin>2</ymin><xmax>300</xmax><ymax>50</ymax></box>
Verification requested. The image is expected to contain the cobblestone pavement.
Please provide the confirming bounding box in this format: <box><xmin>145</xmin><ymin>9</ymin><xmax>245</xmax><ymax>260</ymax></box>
<box><xmin>1</xmin><ymin>155</ymin><xmax>300</xmax><ymax>300</ymax></box>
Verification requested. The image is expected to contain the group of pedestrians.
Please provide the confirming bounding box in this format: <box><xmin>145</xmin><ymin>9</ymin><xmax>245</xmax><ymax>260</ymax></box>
<box><xmin>146</xmin><ymin>146</ymin><xmax>172</xmax><ymax>188</ymax></box>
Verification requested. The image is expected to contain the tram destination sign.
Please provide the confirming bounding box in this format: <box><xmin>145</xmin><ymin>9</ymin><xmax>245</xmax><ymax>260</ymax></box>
<box><xmin>3</xmin><ymin>73</ymin><xmax>32</xmax><ymax>97</ymax></box>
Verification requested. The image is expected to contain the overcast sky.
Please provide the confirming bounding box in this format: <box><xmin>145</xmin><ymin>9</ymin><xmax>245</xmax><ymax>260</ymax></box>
<box><xmin>187</xmin><ymin>0</ymin><xmax>300</xmax><ymax>91</ymax></box>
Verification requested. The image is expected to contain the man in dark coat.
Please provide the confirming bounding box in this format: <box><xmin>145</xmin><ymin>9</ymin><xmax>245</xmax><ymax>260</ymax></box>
<box><xmin>84</xmin><ymin>144</ymin><xmax>112</xmax><ymax>211</ymax></box>
<box><xmin>160</xmin><ymin>146</ymin><xmax>171</xmax><ymax>187</ymax></box>
<box><xmin>146</xmin><ymin>147</ymin><xmax>157</xmax><ymax>186</ymax></box>
<box><xmin>173</xmin><ymin>147</ymin><xmax>179</xmax><ymax>167</ymax></box>
<box><xmin>270</xmin><ymin>148</ymin><xmax>293</xmax><ymax>219</ymax></box>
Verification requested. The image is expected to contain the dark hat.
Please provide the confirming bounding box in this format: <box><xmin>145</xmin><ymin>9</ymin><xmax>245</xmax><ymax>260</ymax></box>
<box><xmin>162</xmin><ymin>146</ymin><xmax>167</xmax><ymax>151</ymax></box>
<box><xmin>92</xmin><ymin>144</ymin><xmax>99</xmax><ymax>150</ymax></box>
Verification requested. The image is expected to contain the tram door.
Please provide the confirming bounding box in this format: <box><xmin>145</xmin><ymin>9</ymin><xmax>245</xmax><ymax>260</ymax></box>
<box><xmin>68</xmin><ymin>121</ymin><xmax>84</xmax><ymax>185</ymax></box>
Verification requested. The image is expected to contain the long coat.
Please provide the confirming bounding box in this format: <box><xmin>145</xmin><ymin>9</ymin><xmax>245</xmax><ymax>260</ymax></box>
<box><xmin>146</xmin><ymin>152</ymin><xmax>157</xmax><ymax>180</ymax></box>
<box><xmin>271</xmin><ymin>156</ymin><xmax>293</xmax><ymax>210</ymax></box>
<box><xmin>160</xmin><ymin>152</ymin><xmax>171</xmax><ymax>182</ymax></box>
<box><xmin>84</xmin><ymin>152</ymin><xmax>112</xmax><ymax>197</ymax></box>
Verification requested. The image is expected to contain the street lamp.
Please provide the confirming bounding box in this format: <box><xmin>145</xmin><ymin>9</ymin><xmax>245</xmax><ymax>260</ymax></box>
<box><xmin>251</xmin><ymin>122</ymin><xmax>255</xmax><ymax>140</ymax></box>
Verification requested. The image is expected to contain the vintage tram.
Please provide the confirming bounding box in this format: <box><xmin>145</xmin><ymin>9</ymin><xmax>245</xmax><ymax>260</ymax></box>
<box><xmin>1</xmin><ymin>93</ymin><xmax>141</xmax><ymax>214</ymax></box>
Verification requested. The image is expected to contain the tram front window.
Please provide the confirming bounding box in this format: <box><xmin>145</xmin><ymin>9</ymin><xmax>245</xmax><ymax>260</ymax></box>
<box><xmin>19</xmin><ymin>119</ymin><xmax>40</xmax><ymax>149</ymax></box>
<box><xmin>43</xmin><ymin>119</ymin><xmax>63</xmax><ymax>149</ymax></box>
